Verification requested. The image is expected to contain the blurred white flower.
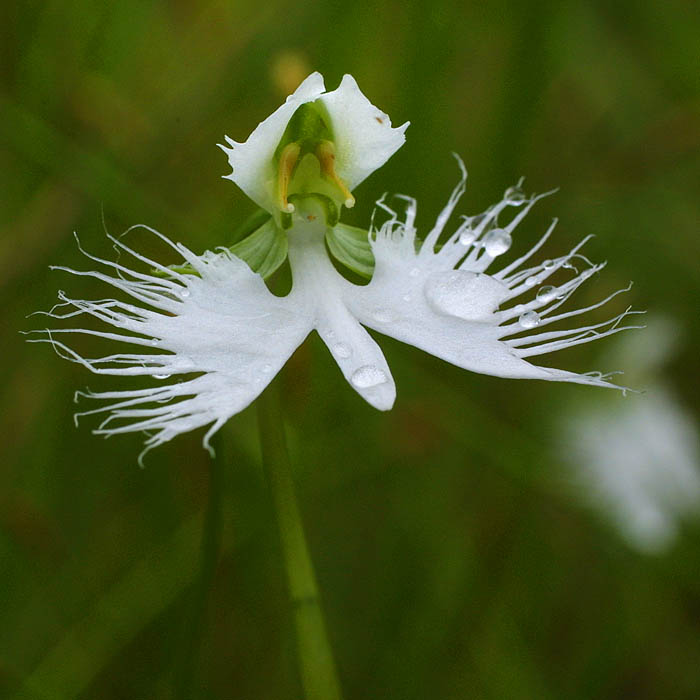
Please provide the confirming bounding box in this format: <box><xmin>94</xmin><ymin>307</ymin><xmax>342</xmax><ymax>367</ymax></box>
<box><xmin>31</xmin><ymin>74</ymin><xmax>642</xmax><ymax>461</ymax></box>
<box><xmin>559</xmin><ymin>317</ymin><xmax>700</xmax><ymax>553</ymax></box>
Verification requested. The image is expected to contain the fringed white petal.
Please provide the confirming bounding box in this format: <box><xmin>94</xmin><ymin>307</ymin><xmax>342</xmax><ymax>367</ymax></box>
<box><xmin>32</xmin><ymin>228</ymin><xmax>313</xmax><ymax>463</ymax></box>
<box><xmin>346</xmin><ymin>160</ymin><xmax>642</xmax><ymax>389</ymax></box>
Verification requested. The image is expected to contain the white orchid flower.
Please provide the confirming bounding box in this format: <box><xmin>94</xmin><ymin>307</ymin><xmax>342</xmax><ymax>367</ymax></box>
<box><xmin>31</xmin><ymin>74</ymin><xmax>642</xmax><ymax>463</ymax></box>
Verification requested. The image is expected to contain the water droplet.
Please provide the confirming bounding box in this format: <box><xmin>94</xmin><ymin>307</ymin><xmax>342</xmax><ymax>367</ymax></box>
<box><xmin>524</xmin><ymin>276</ymin><xmax>537</xmax><ymax>287</ymax></box>
<box><xmin>542</xmin><ymin>259</ymin><xmax>555</xmax><ymax>270</ymax></box>
<box><xmin>326</xmin><ymin>330</ymin><xmax>336</xmax><ymax>339</ymax></box>
<box><xmin>409</xmin><ymin>267</ymin><xmax>420</xmax><ymax>278</ymax></box>
<box><xmin>482</xmin><ymin>228</ymin><xmax>512</xmax><ymax>257</ymax></box>
<box><xmin>402</xmin><ymin>294</ymin><xmax>412</xmax><ymax>302</ymax></box>
<box><xmin>424</xmin><ymin>269</ymin><xmax>508</xmax><ymax>320</ymax></box>
<box><xmin>153</xmin><ymin>373</ymin><xmax>170</xmax><ymax>380</ymax></box>
<box><xmin>333</xmin><ymin>343</ymin><xmax>351</xmax><ymax>359</ymax></box>
<box><xmin>459</xmin><ymin>230</ymin><xmax>477</xmax><ymax>245</ymax></box>
<box><xmin>149</xmin><ymin>339</ymin><xmax>159</xmax><ymax>346</ymax></box>
<box><xmin>518</xmin><ymin>310</ymin><xmax>541</xmax><ymax>329</ymax></box>
<box><xmin>373</xmin><ymin>307</ymin><xmax>395</xmax><ymax>323</ymax></box>
<box><xmin>351</xmin><ymin>365</ymin><xmax>388</xmax><ymax>389</ymax></box>
<box><xmin>504</xmin><ymin>186</ymin><xmax>526</xmax><ymax>206</ymax></box>
<box><xmin>536</xmin><ymin>285</ymin><xmax>557</xmax><ymax>303</ymax></box>
<box><xmin>180</xmin><ymin>288</ymin><xmax>190</xmax><ymax>298</ymax></box>
<box><xmin>261</xmin><ymin>363</ymin><xmax>272</xmax><ymax>374</ymax></box>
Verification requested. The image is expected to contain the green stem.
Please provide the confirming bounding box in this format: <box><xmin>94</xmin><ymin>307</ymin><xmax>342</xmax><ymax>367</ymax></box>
<box><xmin>257</xmin><ymin>382</ymin><xmax>343</xmax><ymax>700</ymax></box>
<box><xmin>174</xmin><ymin>431</ymin><xmax>225</xmax><ymax>700</ymax></box>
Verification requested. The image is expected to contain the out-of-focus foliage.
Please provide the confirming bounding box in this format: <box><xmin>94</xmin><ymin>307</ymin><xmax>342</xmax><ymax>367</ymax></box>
<box><xmin>1</xmin><ymin>1</ymin><xmax>699</xmax><ymax>698</ymax></box>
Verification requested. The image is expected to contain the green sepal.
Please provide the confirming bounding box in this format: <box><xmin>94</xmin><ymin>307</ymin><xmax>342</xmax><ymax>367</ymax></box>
<box><xmin>152</xmin><ymin>211</ymin><xmax>286</xmax><ymax>280</ymax></box>
<box><xmin>325</xmin><ymin>223</ymin><xmax>375</xmax><ymax>279</ymax></box>
<box><xmin>229</xmin><ymin>218</ymin><xmax>288</xmax><ymax>279</ymax></box>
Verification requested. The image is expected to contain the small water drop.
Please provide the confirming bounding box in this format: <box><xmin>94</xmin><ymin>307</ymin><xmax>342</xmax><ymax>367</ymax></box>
<box><xmin>326</xmin><ymin>329</ymin><xmax>336</xmax><ymax>339</ymax></box>
<box><xmin>150</xmin><ymin>339</ymin><xmax>159</xmax><ymax>346</ymax></box>
<box><xmin>536</xmin><ymin>285</ymin><xmax>557</xmax><ymax>303</ymax></box>
<box><xmin>459</xmin><ymin>230</ymin><xmax>477</xmax><ymax>246</ymax></box>
<box><xmin>153</xmin><ymin>373</ymin><xmax>170</xmax><ymax>380</ymax></box>
<box><xmin>524</xmin><ymin>276</ymin><xmax>537</xmax><ymax>287</ymax></box>
<box><xmin>409</xmin><ymin>267</ymin><xmax>420</xmax><ymax>278</ymax></box>
<box><xmin>482</xmin><ymin>228</ymin><xmax>512</xmax><ymax>257</ymax></box>
<box><xmin>180</xmin><ymin>288</ymin><xmax>190</xmax><ymax>298</ymax></box>
<box><xmin>542</xmin><ymin>259</ymin><xmax>555</xmax><ymax>270</ymax></box>
<box><xmin>261</xmin><ymin>363</ymin><xmax>272</xmax><ymax>374</ymax></box>
<box><xmin>518</xmin><ymin>310</ymin><xmax>541</xmax><ymax>329</ymax></box>
<box><xmin>333</xmin><ymin>343</ymin><xmax>352</xmax><ymax>359</ymax></box>
<box><xmin>504</xmin><ymin>186</ymin><xmax>526</xmax><ymax>206</ymax></box>
<box><xmin>351</xmin><ymin>365</ymin><xmax>388</xmax><ymax>389</ymax></box>
<box><xmin>402</xmin><ymin>294</ymin><xmax>412</xmax><ymax>302</ymax></box>
<box><xmin>373</xmin><ymin>307</ymin><xmax>395</xmax><ymax>323</ymax></box>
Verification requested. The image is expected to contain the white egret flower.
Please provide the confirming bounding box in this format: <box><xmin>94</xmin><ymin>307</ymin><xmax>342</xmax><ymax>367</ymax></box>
<box><xmin>563</xmin><ymin>389</ymin><xmax>700</xmax><ymax>553</ymax></box>
<box><xmin>31</xmin><ymin>74</ymin><xmax>642</xmax><ymax>462</ymax></box>
<box><xmin>559</xmin><ymin>317</ymin><xmax>700</xmax><ymax>553</ymax></box>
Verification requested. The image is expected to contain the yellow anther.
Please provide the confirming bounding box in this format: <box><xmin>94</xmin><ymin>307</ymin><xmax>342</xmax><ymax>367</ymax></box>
<box><xmin>277</xmin><ymin>142</ymin><xmax>301</xmax><ymax>213</ymax></box>
<box><xmin>316</xmin><ymin>140</ymin><xmax>355</xmax><ymax>209</ymax></box>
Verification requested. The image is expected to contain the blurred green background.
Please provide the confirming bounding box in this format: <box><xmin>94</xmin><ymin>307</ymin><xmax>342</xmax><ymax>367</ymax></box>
<box><xmin>2</xmin><ymin>0</ymin><xmax>700</xmax><ymax>698</ymax></box>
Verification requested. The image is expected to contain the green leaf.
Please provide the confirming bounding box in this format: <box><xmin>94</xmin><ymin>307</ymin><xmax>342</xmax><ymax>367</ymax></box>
<box><xmin>325</xmin><ymin>223</ymin><xmax>375</xmax><ymax>278</ymax></box>
<box><xmin>230</xmin><ymin>218</ymin><xmax>288</xmax><ymax>279</ymax></box>
<box><xmin>154</xmin><ymin>213</ymin><xmax>287</xmax><ymax>280</ymax></box>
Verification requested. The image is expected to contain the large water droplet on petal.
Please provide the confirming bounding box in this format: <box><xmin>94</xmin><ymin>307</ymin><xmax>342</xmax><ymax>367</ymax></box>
<box><xmin>536</xmin><ymin>285</ymin><xmax>557</xmax><ymax>303</ymax></box>
<box><xmin>482</xmin><ymin>228</ymin><xmax>512</xmax><ymax>257</ymax></box>
<box><xmin>351</xmin><ymin>365</ymin><xmax>388</xmax><ymax>389</ymax></box>
<box><xmin>542</xmin><ymin>259</ymin><xmax>555</xmax><ymax>270</ymax></box>
<box><xmin>424</xmin><ymin>270</ymin><xmax>509</xmax><ymax>320</ymax></box>
<box><xmin>518</xmin><ymin>310</ymin><xmax>541</xmax><ymax>329</ymax></box>
<box><xmin>524</xmin><ymin>275</ymin><xmax>538</xmax><ymax>287</ymax></box>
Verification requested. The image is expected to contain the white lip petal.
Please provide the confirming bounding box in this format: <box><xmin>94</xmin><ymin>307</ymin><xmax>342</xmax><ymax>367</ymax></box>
<box><xmin>319</xmin><ymin>74</ymin><xmax>408</xmax><ymax>191</ymax></box>
<box><xmin>33</xmin><ymin>229</ymin><xmax>313</xmax><ymax>462</ymax></box>
<box><xmin>344</xmin><ymin>163</ymin><xmax>640</xmax><ymax>390</ymax></box>
<box><xmin>315</xmin><ymin>309</ymin><xmax>396</xmax><ymax>411</ymax></box>
<box><xmin>219</xmin><ymin>72</ymin><xmax>326</xmax><ymax>213</ymax></box>
<box><xmin>286</xmin><ymin>201</ymin><xmax>396</xmax><ymax>411</ymax></box>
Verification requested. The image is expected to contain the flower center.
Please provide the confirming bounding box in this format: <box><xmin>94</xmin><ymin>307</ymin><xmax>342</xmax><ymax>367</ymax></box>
<box><xmin>274</xmin><ymin>101</ymin><xmax>355</xmax><ymax>226</ymax></box>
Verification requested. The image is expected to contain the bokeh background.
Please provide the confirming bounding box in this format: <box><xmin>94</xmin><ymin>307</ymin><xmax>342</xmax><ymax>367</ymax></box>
<box><xmin>2</xmin><ymin>1</ymin><xmax>700</xmax><ymax>698</ymax></box>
